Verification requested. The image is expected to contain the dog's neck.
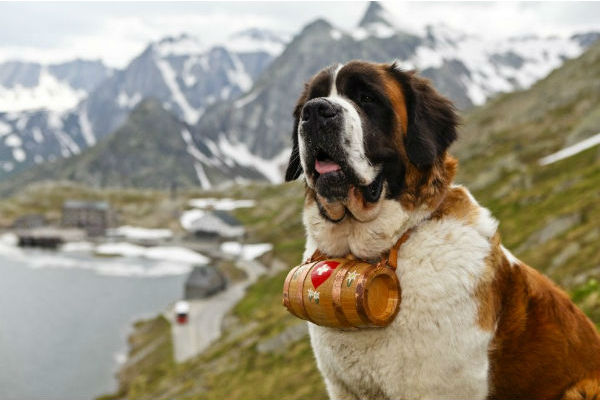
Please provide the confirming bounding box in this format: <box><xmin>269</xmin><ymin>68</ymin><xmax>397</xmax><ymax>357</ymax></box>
<box><xmin>303</xmin><ymin>194</ymin><xmax>433</xmax><ymax>261</ymax></box>
<box><xmin>303</xmin><ymin>155</ymin><xmax>457</xmax><ymax>261</ymax></box>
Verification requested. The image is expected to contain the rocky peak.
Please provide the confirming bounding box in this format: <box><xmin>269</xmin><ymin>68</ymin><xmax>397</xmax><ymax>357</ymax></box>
<box><xmin>358</xmin><ymin>1</ymin><xmax>392</xmax><ymax>28</ymax></box>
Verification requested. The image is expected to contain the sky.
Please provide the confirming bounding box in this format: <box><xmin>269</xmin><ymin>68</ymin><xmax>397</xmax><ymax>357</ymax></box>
<box><xmin>0</xmin><ymin>1</ymin><xmax>599</xmax><ymax>68</ymax></box>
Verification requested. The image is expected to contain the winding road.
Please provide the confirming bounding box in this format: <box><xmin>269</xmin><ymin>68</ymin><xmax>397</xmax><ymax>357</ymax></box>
<box><xmin>168</xmin><ymin>258</ymin><xmax>267</xmax><ymax>362</ymax></box>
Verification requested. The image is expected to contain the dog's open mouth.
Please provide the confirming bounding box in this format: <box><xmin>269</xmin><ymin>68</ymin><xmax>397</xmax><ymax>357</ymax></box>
<box><xmin>312</xmin><ymin>148</ymin><xmax>386</xmax><ymax>223</ymax></box>
<box><xmin>313</xmin><ymin>148</ymin><xmax>384</xmax><ymax>204</ymax></box>
<box><xmin>315</xmin><ymin>149</ymin><xmax>341</xmax><ymax>175</ymax></box>
<box><xmin>313</xmin><ymin>149</ymin><xmax>349</xmax><ymax>201</ymax></box>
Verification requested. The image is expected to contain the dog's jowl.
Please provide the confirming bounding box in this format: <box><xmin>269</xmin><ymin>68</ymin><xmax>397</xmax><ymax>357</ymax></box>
<box><xmin>284</xmin><ymin>61</ymin><xmax>600</xmax><ymax>400</ymax></box>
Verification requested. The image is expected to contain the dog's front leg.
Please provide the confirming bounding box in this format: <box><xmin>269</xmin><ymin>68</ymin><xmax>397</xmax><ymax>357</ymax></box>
<box><xmin>323</xmin><ymin>375</ymin><xmax>360</xmax><ymax>400</ymax></box>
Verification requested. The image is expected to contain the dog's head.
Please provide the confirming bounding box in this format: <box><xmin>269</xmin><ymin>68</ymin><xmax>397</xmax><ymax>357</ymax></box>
<box><xmin>286</xmin><ymin>61</ymin><xmax>458</xmax><ymax>224</ymax></box>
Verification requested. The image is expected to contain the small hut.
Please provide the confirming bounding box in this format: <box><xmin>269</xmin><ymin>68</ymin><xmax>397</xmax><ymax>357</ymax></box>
<box><xmin>186</xmin><ymin>210</ymin><xmax>244</xmax><ymax>240</ymax></box>
<box><xmin>12</xmin><ymin>214</ymin><xmax>47</xmax><ymax>229</ymax></box>
<box><xmin>62</xmin><ymin>200</ymin><xmax>113</xmax><ymax>236</ymax></box>
<box><xmin>184</xmin><ymin>265</ymin><xmax>227</xmax><ymax>299</ymax></box>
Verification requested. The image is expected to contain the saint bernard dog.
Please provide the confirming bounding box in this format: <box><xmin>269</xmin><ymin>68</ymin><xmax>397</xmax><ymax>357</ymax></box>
<box><xmin>284</xmin><ymin>61</ymin><xmax>600</xmax><ymax>400</ymax></box>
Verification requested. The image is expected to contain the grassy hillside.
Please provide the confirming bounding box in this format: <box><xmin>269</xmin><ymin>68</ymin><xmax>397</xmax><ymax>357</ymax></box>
<box><xmin>0</xmin><ymin>181</ymin><xmax>196</xmax><ymax>231</ymax></box>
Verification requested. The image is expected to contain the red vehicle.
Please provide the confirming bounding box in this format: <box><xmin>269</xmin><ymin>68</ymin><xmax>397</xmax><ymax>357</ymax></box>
<box><xmin>175</xmin><ymin>301</ymin><xmax>190</xmax><ymax>324</ymax></box>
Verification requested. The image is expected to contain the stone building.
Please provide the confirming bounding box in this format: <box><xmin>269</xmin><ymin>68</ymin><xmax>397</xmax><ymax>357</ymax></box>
<box><xmin>184</xmin><ymin>265</ymin><xmax>227</xmax><ymax>299</ymax></box>
<box><xmin>62</xmin><ymin>200</ymin><xmax>113</xmax><ymax>236</ymax></box>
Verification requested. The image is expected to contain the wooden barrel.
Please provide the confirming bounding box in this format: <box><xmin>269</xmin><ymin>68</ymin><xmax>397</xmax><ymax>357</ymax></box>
<box><xmin>283</xmin><ymin>258</ymin><xmax>400</xmax><ymax>329</ymax></box>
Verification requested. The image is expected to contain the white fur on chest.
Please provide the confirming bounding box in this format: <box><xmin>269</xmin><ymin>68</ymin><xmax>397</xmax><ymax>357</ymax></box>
<box><xmin>305</xmin><ymin>215</ymin><xmax>495</xmax><ymax>399</ymax></box>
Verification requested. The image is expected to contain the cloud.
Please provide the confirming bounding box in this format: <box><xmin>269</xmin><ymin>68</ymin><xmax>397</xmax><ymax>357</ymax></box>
<box><xmin>0</xmin><ymin>8</ymin><xmax>286</xmax><ymax>68</ymax></box>
<box><xmin>384</xmin><ymin>2</ymin><xmax>600</xmax><ymax>39</ymax></box>
<box><xmin>0</xmin><ymin>2</ymin><xmax>598</xmax><ymax>68</ymax></box>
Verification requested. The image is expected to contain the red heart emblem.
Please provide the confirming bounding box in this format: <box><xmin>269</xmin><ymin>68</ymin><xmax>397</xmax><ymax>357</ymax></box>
<box><xmin>311</xmin><ymin>261</ymin><xmax>340</xmax><ymax>289</ymax></box>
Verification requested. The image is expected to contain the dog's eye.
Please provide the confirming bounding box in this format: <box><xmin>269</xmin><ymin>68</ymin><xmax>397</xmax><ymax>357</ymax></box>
<box><xmin>360</xmin><ymin>94</ymin><xmax>374</xmax><ymax>104</ymax></box>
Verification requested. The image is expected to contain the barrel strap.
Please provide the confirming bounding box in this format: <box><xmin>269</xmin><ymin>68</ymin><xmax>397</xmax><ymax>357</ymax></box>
<box><xmin>386</xmin><ymin>228</ymin><xmax>414</xmax><ymax>270</ymax></box>
<box><xmin>306</xmin><ymin>249</ymin><xmax>328</xmax><ymax>263</ymax></box>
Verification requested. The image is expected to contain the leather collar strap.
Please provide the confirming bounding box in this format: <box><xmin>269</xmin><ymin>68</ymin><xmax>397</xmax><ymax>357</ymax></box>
<box><xmin>386</xmin><ymin>228</ymin><xmax>413</xmax><ymax>270</ymax></box>
<box><xmin>307</xmin><ymin>227</ymin><xmax>415</xmax><ymax>271</ymax></box>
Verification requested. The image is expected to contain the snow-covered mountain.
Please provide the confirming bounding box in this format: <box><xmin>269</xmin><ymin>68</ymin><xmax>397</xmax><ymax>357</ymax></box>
<box><xmin>0</xmin><ymin>29</ymin><xmax>286</xmax><ymax>179</ymax></box>
<box><xmin>188</xmin><ymin>1</ymin><xmax>599</xmax><ymax>189</ymax></box>
<box><xmin>0</xmin><ymin>59</ymin><xmax>112</xmax><ymax>175</ymax></box>
<box><xmin>0</xmin><ymin>2</ymin><xmax>598</xmax><ymax>189</ymax></box>
<box><xmin>0</xmin><ymin>59</ymin><xmax>111</xmax><ymax>112</ymax></box>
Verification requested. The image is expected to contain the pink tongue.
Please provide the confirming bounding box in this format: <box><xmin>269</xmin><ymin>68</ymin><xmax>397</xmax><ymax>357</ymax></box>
<box><xmin>315</xmin><ymin>159</ymin><xmax>341</xmax><ymax>174</ymax></box>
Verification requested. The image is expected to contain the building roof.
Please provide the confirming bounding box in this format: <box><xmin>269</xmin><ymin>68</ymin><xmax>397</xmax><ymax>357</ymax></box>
<box><xmin>186</xmin><ymin>211</ymin><xmax>245</xmax><ymax>237</ymax></box>
<box><xmin>211</xmin><ymin>210</ymin><xmax>242</xmax><ymax>226</ymax></box>
<box><xmin>63</xmin><ymin>200</ymin><xmax>110</xmax><ymax>210</ymax></box>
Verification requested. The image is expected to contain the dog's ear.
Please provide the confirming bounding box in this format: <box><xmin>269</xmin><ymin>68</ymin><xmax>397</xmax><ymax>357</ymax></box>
<box><xmin>392</xmin><ymin>66</ymin><xmax>458</xmax><ymax>169</ymax></box>
<box><xmin>285</xmin><ymin>86</ymin><xmax>309</xmax><ymax>181</ymax></box>
<box><xmin>284</xmin><ymin>123</ymin><xmax>301</xmax><ymax>181</ymax></box>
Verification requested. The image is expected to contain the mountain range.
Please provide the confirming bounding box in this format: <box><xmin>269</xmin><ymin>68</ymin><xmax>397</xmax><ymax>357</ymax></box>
<box><xmin>0</xmin><ymin>1</ymin><xmax>598</xmax><ymax>190</ymax></box>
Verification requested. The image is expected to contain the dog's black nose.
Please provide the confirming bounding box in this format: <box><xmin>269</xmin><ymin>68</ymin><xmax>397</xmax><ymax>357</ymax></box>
<box><xmin>301</xmin><ymin>98</ymin><xmax>338</xmax><ymax>122</ymax></box>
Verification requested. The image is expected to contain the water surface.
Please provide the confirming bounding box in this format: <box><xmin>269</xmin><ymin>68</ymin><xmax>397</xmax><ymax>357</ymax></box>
<box><xmin>0</xmin><ymin>248</ymin><xmax>187</xmax><ymax>400</ymax></box>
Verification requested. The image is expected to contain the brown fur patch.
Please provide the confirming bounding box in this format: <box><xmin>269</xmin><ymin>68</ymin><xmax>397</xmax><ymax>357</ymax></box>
<box><xmin>379</xmin><ymin>66</ymin><xmax>408</xmax><ymax>136</ymax></box>
<box><xmin>565</xmin><ymin>378</ymin><xmax>600</xmax><ymax>400</ymax></box>
<box><xmin>399</xmin><ymin>153</ymin><xmax>458</xmax><ymax>210</ymax></box>
<box><xmin>485</xmin><ymin>257</ymin><xmax>600</xmax><ymax>399</ymax></box>
<box><xmin>475</xmin><ymin>234</ymin><xmax>505</xmax><ymax>332</ymax></box>
<box><xmin>430</xmin><ymin>185</ymin><xmax>480</xmax><ymax>223</ymax></box>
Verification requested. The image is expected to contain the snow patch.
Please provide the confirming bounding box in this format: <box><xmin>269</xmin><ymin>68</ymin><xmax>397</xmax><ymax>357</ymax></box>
<box><xmin>234</xmin><ymin>89</ymin><xmax>262</xmax><ymax>109</ymax></box>
<box><xmin>155</xmin><ymin>57</ymin><xmax>201</xmax><ymax>124</ymax></box>
<box><xmin>32</xmin><ymin>127</ymin><xmax>44</xmax><ymax>143</ymax></box>
<box><xmin>79</xmin><ymin>108</ymin><xmax>96</xmax><ymax>146</ymax></box>
<box><xmin>0</xmin><ymin>232</ymin><xmax>18</xmax><ymax>246</ymax></box>
<box><xmin>4</xmin><ymin>134</ymin><xmax>21</xmax><ymax>147</ymax></box>
<box><xmin>407</xmin><ymin>26</ymin><xmax>586</xmax><ymax>105</ymax></box>
<box><xmin>155</xmin><ymin>35</ymin><xmax>206</xmax><ymax>57</ymax></box>
<box><xmin>107</xmin><ymin>225</ymin><xmax>173</xmax><ymax>241</ymax></box>
<box><xmin>61</xmin><ymin>241</ymin><xmax>95</xmax><ymax>252</ymax></box>
<box><xmin>116</xmin><ymin>91</ymin><xmax>142</xmax><ymax>109</ymax></box>
<box><xmin>47</xmin><ymin>112</ymin><xmax>62</xmax><ymax>130</ymax></box>
<box><xmin>54</xmin><ymin>129</ymin><xmax>80</xmax><ymax>156</ymax></box>
<box><xmin>188</xmin><ymin>198</ymin><xmax>255</xmax><ymax>210</ymax></box>
<box><xmin>365</xmin><ymin>22</ymin><xmax>396</xmax><ymax>38</ymax></box>
<box><xmin>193</xmin><ymin>162</ymin><xmax>212</xmax><ymax>189</ymax></box>
<box><xmin>0</xmin><ymin>120</ymin><xmax>11</xmax><ymax>136</ymax></box>
<box><xmin>0</xmin><ymin>68</ymin><xmax>86</xmax><ymax>112</ymax></box>
<box><xmin>539</xmin><ymin>132</ymin><xmax>600</xmax><ymax>166</ymax></box>
<box><xmin>330</xmin><ymin>29</ymin><xmax>343</xmax><ymax>40</ymax></box>
<box><xmin>180</xmin><ymin>128</ymin><xmax>219</xmax><ymax>167</ymax></box>
<box><xmin>96</xmin><ymin>242</ymin><xmax>209</xmax><ymax>264</ymax></box>
<box><xmin>180</xmin><ymin>209</ymin><xmax>205</xmax><ymax>231</ymax></box>
<box><xmin>227</xmin><ymin>53</ymin><xmax>254</xmax><ymax>92</ymax></box>
<box><xmin>12</xmin><ymin>147</ymin><xmax>25</xmax><ymax>162</ymax></box>
<box><xmin>225</xmin><ymin>30</ymin><xmax>286</xmax><ymax>56</ymax></box>
<box><xmin>220</xmin><ymin>241</ymin><xmax>273</xmax><ymax>260</ymax></box>
<box><xmin>1</xmin><ymin>238</ymin><xmax>194</xmax><ymax>278</ymax></box>
<box><xmin>2</xmin><ymin>161</ymin><xmax>14</xmax><ymax>172</ymax></box>
<box><xmin>218</xmin><ymin>136</ymin><xmax>287</xmax><ymax>183</ymax></box>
